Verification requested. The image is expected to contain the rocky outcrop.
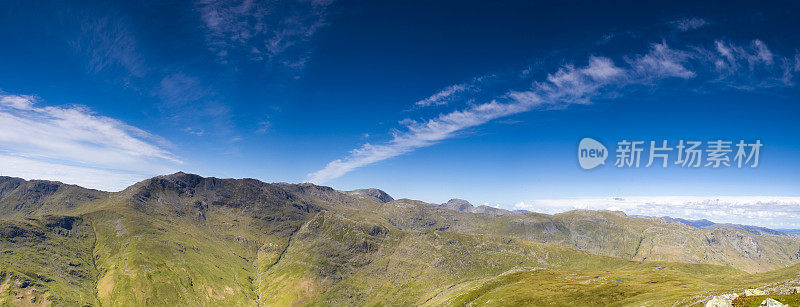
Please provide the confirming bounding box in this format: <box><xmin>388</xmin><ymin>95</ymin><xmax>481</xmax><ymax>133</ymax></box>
<box><xmin>705</xmin><ymin>293</ymin><xmax>739</xmax><ymax>307</ymax></box>
<box><xmin>745</xmin><ymin>289</ymin><xmax>767</xmax><ymax>296</ymax></box>
<box><xmin>760</xmin><ymin>298</ymin><xmax>788</xmax><ymax>307</ymax></box>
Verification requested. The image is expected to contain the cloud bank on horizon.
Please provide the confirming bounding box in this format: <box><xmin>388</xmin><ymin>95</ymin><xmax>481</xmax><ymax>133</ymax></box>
<box><xmin>518</xmin><ymin>196</ymin><xmax>800</xmax><ymax>229</ymax></box>
<box><xmin>308</xmin><ymin>34</ymin><xmax>800</xmax><ymax>184</ymax></box>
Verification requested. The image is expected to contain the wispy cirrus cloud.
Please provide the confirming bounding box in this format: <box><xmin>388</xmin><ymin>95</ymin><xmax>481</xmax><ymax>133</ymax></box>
<box><xmin>71</xmin><ymin>14</ymin><xmax>146</xmax><ymax>78</ymax></box>
<box><xmin>626</xmin><ymin>41</ymin><xmax>695</xmax><ymax>80</ymax></box>
<box><xmin>66</xmin><ymin>8</ymin><xmax>237</xmax><ymax>140</ymax></box>
<box><xmin>309</xmin><ymin>39</ymin><xmax>800</xmax><ymax>184</ymax></box>
<box><xmin>309</xmin><ymin>54</ymin><xmax>633</xmax><ymax>183</ymax></box>
<box><xmin>711</xmin><ymin>39</ymin><xmax>773</xmax><ymax>72</ymax></box>
<box><xmin>694</xmin><ymin>39</ymin><xmax>796</xmax><ymax>88</ymax></box>
<box><xmin>196</xmin><ymin>0</ymin><xmax>334</xmax><ymax>70</ymax></box>
<box><xmin>415</xmin><ymin>84</ymin><xmax>469</xmax><ymax>107</ymax></box>
<box><xmin>0</xmin><ymin>94</ymin><xmax>181</xmax><ymax>191</ymax></box>
<box><xmin>310</xmin><ymin>99</ymin><xmax>537</xmax><ymax>183</ymax></box>
<box><xmin>156</xmin><ymin>73</ymin><xmax>211</xmax><ymax>108</ymax></box>
<box><xmin>155</xmin><ymin>72</ymin><xmax>241</xmax><ymax>140</ymax></box>
<box><xmin>414</xmin><ymin>75</ymin><xmax>499</xmax><ymax>108</ymax></box>
<box><xmin>668</xmin><ymin>17</ymin><xmax>709</xmax><ymax>32</ymax></box>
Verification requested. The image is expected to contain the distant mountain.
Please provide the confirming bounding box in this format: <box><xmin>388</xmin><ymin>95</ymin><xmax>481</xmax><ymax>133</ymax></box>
<box><xmin>662</xmin><ymin>216</ymin><xmax>788</xmax><ymax>236</ymax></box>
<box><xmin>662</xmin><ymin>217</ymin><xmax>716</xmax><ymax>228</ymax></box>
<box><xmin>1</xmin><ymin>173</ymin><xmax>800</xmax><ymax>305</ymax></box>
<box><xmin>440</xmin><ymin>198</ymin><xmax>510</xmax><ymax>215</ymax></box>
<box><xmin>777</xmin><ymin>229</ymin><xmax>800</xmax><ymax>236</ymax></box>
<box><xmin>707</xmin><ymin>223</ymin><xmax>788</xmax><ymax>236</ymax></box>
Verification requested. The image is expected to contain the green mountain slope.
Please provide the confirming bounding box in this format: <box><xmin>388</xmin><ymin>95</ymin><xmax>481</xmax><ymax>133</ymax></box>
<box><xmin>0</xmin><ymin>216</ymin><xmax>98</xmax><ymax>306</ymax></box>
<box><xmin>352</xmin><ymin>198</ymin><xmax>800</xmax><ymax>273</ymax></box>
<box><xmin>0</xmin><ymin>176</ymin><xmax>106</xmax><ymax>219</ymax></box>
<box><xmin>0</xmin><ymin>172</ymin><xmax>799</xmax><ymax>306</ymax></box>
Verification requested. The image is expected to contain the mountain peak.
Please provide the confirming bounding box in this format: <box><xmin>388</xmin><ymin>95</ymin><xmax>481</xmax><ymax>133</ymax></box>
<box><xmin>147</xmin><ymin>172</ymin><xmax>207</xmax><ymax>191</ymax></box>
<box><xmin>442</xmin><ymin>198</ymin><xmax>474</xmax><ymax>211</ymax></box>
<box><xmin>345</xmin><ymin>188</ymin><xmax>394</xmax><ymax>203</ymax></box>
<box><xmin>439</xmin><ymin>198</ymin><xmax>512</xmax><ymax>215</ymax></box>
<box><xmin>157</xmin><ymin>171</ymin><xmax>204</xmax><ymax>181</ymax></box>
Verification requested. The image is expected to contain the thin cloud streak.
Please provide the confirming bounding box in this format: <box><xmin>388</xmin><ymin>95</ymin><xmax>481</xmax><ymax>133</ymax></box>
<box><xmin>668</xmin><ymin>17</ymin><xmax>709</xmax><ymax>32</ymax></box>
<box><xmin>309</xmin><ymin>39</ymin><xmax>800</xmax><ymax>184</ymax></box>
<box><xmin>309</xmin><ymin>55</ymin><xmax>631</xmax><ymax>183</ymax></box>
<box><xmin>415</xmin><ymin>84</ymin><xmax>468</xmax><ymax>107</ymax></box>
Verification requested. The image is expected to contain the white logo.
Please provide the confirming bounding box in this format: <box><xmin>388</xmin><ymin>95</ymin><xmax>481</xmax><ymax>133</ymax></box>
<box><xmin>578</xmin><ymin>138</ymin><xmax>608</xmax><ymax>170</ymax></box>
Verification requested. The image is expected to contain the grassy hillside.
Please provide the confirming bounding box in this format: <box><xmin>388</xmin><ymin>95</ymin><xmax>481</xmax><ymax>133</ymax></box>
<box><xmin>0</xmin><ymin>173</ymin><xmax>798</xmax><ymax>306</ymax></box>
<box><xmin>338</xmin><ymin>197</ymin><xmax>800</xmax><ymax>273</ymax></box>
<box><xmin>428</xmin><ymin>262</ymin><xmax>800</xmax><ymax>306</ymax></box>
<box><xmin>0</xmin><ymin>177</ymin><xmax>106</xmax><ymax>219</ymax></box>
<box><xmin>0</xmin><ymin>216</ymin><xmax>98</xmax><ymax>306</ymax></box>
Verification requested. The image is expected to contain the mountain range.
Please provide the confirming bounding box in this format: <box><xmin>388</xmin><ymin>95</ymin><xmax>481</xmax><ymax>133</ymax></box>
<box><xmin>661</xmin><ymin>217</ymin><xmax>792</xmax><ymax>236</ymax></box>
<box><xmin>1</xmin><ymin>172</ymin><xmax>799</xmax><ymax>306</ymax></box>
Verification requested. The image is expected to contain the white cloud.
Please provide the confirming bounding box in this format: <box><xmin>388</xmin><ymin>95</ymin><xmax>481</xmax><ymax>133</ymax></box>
<box><xmin>668</xmin><ymin>17</ymin><xmax>709</xmax><ymax>32</ymax></box>
<box><xmin>0</xmin><ymin>94</ymin><xmax>181</xmax><ymax>191</ymax></box>
<box><xmin>533</xmin><ymin>56</ymin><xmax>626</xmax><ymax>105</ymax></box>
<box><xmin>0</xmin><ymin>154</ymin><xmax>146</xmax><ymax>192</ymax></box>
<box><xmin>309</xmin><ymin>38</ymin><xmax>797</xmax><ymax>184</ymax></box>
<box><xmin>0</xmin><ymin>95</ymin><xmax>35</xmax><ymax>110</ymax></box>
<box><xmin>309</xmin><ymin>98</ymin><xmax>537</xmax><ymax>183</ymax></box>
<box><xmin>709</xmin><ymin>39</ymin><xmax>775</xmax><ymax>73</ymax></box>
<box><xmin>795</xmin><ymin>53</ymin><xmax>800</xmax><ymax>72</ymax></box>
<box><xmin>157</xmin><ymin>74</ymin><xmax>210</xmax><ymax>108</ymax></box>
<box><xmin>256</xmin><ymin>119</ymin><xmax>271</xmax><ymax>134</ymax></box>
<box><xmin>627</xmin><ymin>42</ymin><xmax>695</xmax><ymax>80</ymax></box>
<box><xmin>66</xmin><ymin>9</ymin><xmax>237</xmax><ymax>142</ymax></box>
<box><xmin>309</xmin><ymin>56</ymin><xmax>625</xmax><ymax>183</ymax></box>
<box><xmin>184</xmin><ymin>127</ymin><xmax>205</xmax><ymax>136</ymax></box>
<box><xmin>72</xmin><ymin>14</ymin><xmax>146</xmax><ymax>77</ymax></box>
<box><xmin>695</xmin><ymin>39</ymin><xmax>795</xmax><ymax>87</ymax></box>
<box><xmin>69</xmin><ymin>12</ymin><xmax>238</xmax><ymax>142</ymax></box>
<box><xmin>751</xmin><ymin>39</ymin><xmax>774</xmax><ymax>66</ymax></box>
<box><xmin>155</xmin><ymin>73</ymin><xmax>238</xmax><ymax>140</ymax></box>
<box><xmin>415</xmin><ymin>84</ymin><xmax>468</xmax><ymax>107</ymax></box>
<box><xmin>196</xmin><ymin>0</ymin><xmax>333</xmax><ymax>70</ymax></box>
<box><xmin>516</xmin><ymin>196</ymin><xmax>800</xmax><ymax>229</ymax></box>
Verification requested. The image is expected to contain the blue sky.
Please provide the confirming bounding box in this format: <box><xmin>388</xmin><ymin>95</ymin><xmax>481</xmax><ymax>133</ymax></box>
<box><xmin>1</xmin><ymin>1</ymin><xmax>800</xmax><ymax>226</ymax></box>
